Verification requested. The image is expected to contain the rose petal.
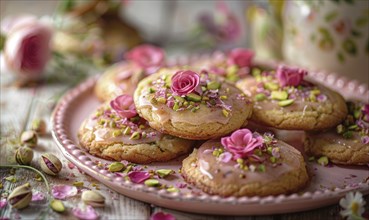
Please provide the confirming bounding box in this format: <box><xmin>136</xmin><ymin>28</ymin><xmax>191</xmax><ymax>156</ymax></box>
<box><xmin>175</xmin><ymin>183</ymin><xmax>187</xmax><ymax>189</ymax></box>
<box><xmin>125</xmin><ymin>44</ymin><xmax>165</xmax><ymax>71</ymax></box>
<box><xmin>52</xmin><ymin>184</ymin><xmax>78</xmax><ymax>200</ymax></box>
<box><xmin>218</xmin><ymin>152</ymin><xmax>232</xmax><ymax>163</ymax></box>
<box><xmin>31</xmin><ymin>191</ymin><xmax>45</xmax><ymax>201</ymax></box>
<box><xmin>128</xmin><ymin>171</ymin><xmax>151</xmax><ymax>184</ymax></box>
<box><xmin>150</xmin><ymin>212</ymin><xmax>176</xmax><ymax>220</ymax></box>
<box><xmin>0</xmin><ymin>198</ymin><xmax>7</xmax><ymax>209</ymax></box>
<box><xmin>110</xmin><ymin>95</ymin><xmax>137</xmax><ymax>119</ymax></box>
<box><xmin>72</xmin><ymin>205</ymin><xmax>99</xmax><ymax>220</ymax></box>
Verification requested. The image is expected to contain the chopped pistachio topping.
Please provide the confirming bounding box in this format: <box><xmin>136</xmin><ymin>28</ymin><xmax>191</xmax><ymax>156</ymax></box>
<box><xmin>278</xmin><ymin>99</ymin><xmax>294</xmax><ymax>107</ymax></box>
<box><xmin>130</xmin><ymin>131</ymin><xmax>141</xmax><ymax>140</ymax></box>
<box><xmin>144</xmin><ymin>179</ymin><xmax>160</xmax><ymax>187</ymax></box>
<box><xmin>220</xmin><ymin>95</ymin><xmax>228</xmax><ymax>100</ymax></box>
<box><xmin>174</xmin><ymin>96</ymin><xmax>185</xmax><ymax>102</ymax></box>
<box><xmin>336</xmin><ymin>124</ymin><xmax>345</xmax><ymax>134</ymax></box>
<box><xmin>123</xmin><ymin>127</ymin><xmax>131</xmax><ymax>135</ymax></box>
<box><xmin>166</xmin><ymin>187</ymin><xmax>179</xmax><ymax>193</ymax></box>
<box><xmin>255</xmin><ymin>93</ymin><xmax>266</xmax><ymax>101</ymax></box>
<box><xmin>73</xmin><ymin>181</ymin><xmax>84</xmax><ymax>187</ymax></box>
<box><xmin>264</xmin><ymin>82</ymin><xmax>279</xmax><ymax>91</ymax></box>
<box><xmin>157</xmin><ymin>97</ymin><xmax>167</xmax><ymax>104</ymax></box>
<box><xmin>271</xmin><ymin>91</ymin><xmax>288</xmax><ymax>100</ymax></box>
<box><xmin>148</xmin><ymin>88</ymin><xmax>156</xmax><ymax>93</ymax></box>
<box><xmin>317</xmin><ymin>156</ymin><xmax>329</xmax><ymax>166</ymax></box>
<box><xmin>173</xmin><ymin>102</ymin><xmax>180</xmax><ymax>111</ymax></box>
<box><xmin>207</xmin><ymin>81</ymin><xmax>221</xmax><ymax>90</ymax></box>
<box><xmin>343</xmin><ymin>131</ymin><xmax>353</xmax><ymax>139</ymax></box>
<box><xmin>258</xmin><ymin>164</ymin><xmax>266</xmax><ymax>172</ymax></box>
<box><xmin>222</xmin><ymin>109</ymin><xmax>230</xmax><ymax>117</ymax></box>
<box><xmin>156</xmin><ymin>169</ymin><xmax>174</xmax><ymax>178</ymax></box>
<box><xmin>108</xmin><ymin>162</ymin><xmax>125</xmax><ymax>172</ymax></box>
<box><xmin>186</xmin><ymin>93</ymin><xmax>202</xmax><ymax>102</ymax></box>
<box><xmin>269</xmin><ymin>156</ymin><xmax>277</xmax><ymax>163</ymax></box>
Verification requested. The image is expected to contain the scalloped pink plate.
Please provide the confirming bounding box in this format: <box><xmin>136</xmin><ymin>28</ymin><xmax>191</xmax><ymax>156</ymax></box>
<box><xmin>51</xmin><ymin>73</ymin><xmax>369</xmax><ymax>215</ymax></box>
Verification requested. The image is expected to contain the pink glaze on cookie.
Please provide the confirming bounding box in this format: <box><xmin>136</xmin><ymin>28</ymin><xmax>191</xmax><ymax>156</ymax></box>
<box><xmin>85</xmin><ymin>95</ymin><xmax>162</xmax><ymax>144</ymax></box>
<box><xmin>196</xmin><ymin>130</ymin><xmax>299</xmax><ymax>184</ymax></box>
<box><xmin>137</xmin><ymin>70</ymin><xmax>250</xmax><ymax>126</ymax></box>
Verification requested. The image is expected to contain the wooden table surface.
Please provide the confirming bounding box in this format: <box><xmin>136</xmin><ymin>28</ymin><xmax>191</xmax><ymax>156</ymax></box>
<box><xmin>0</xmin><ymin>71</ymin><xmax>368</xmax><ymax>220</ymax></box>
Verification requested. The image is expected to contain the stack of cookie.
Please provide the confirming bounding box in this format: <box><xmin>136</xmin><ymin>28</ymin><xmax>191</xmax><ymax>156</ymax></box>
<box><xmin>78</xmin><ymin>44</ymin><xmax>369</xmax><ymax>198</ymax></box>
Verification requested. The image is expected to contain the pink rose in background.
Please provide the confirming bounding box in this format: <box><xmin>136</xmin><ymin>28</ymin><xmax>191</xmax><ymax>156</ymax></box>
<box><xmin>276</xmin><ymin>65</ymin><xmax>307</xmax><ymax>87</ymax></box>
<box><xmin>171</xmin><ymin>70</ymin><xmax>200</xmax><ymax>96</ymax></box>
<box><xmin>2</xmin><ymin>16</ymin><xmax>52</xmax><ymax>80</ymax></box>
<box><xmin>227</xmin><ymin>48</ymin><xmax>254</xmax><ymax>68</ymax></box>
<box><xmin>125</xmin><ymin>44</ymin><xmax>165</xmax><ymax>74</ymax></box>
<box><xmin>198</xmin><ymin>2</ymin><xmax>241</xmax><ymax>43</ymax></box>
<box><xmin>110</xmin><ymin>95</ymin><xmax>137</xmax><ymax>118</ymax></box>
<box><xmin>221</xmin><ymin>129</ymin><xmax>264</xmax><ymax>159</ymax></box>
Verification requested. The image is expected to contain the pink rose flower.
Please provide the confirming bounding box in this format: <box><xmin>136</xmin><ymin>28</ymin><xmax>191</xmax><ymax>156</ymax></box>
<box><xmin>125</xmin><ymin>44</ymin><xmax>165</xmax><ymax>74</ymax></box>
<box><xmin>171</xmin><ymin>70</ymin><xmax>200</xmax><ymax>96</ymax></box>
<box><xmin>110</xmin><ymin>95</ymin><xmax>137</xmax><ymax>119</ymax></box>
<box><xmin>276</xmin><ymin>65</ymin><xmax>308</xmax><ymax>87</ymax></box>
<box><xmin>227</xmin><ymin>48</ymin><xmax>254</xmax><ymax>68</ymax></box>
<box><xmin>221</xmin><ymin>129</ymin><xmax>264</xmax><ymax>159</ymax></box>
<box><xmin>2</xmin><ymin>16</ymin><xmax>52</xmax><ymax>80</ymax></box>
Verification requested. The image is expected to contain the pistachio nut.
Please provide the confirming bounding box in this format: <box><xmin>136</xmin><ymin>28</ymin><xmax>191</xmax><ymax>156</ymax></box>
<box><xmin>50</xmin><ymin>199</ymin><xmax>65</xmax><ymax>212</ymax></box>
<box><xmin>81</xmin><ymin>190</ymin><xmax>105</xmax><ymax>207</ymax></box>
<box><xmin>31</xmin><ymin>119</ymin><xmax>47</xmax><ymax>135</ymax></box>
<box><xmin>8</xmin><ymin>183</ymin><xmax>32</xmax><ymax>209</ymax></box>
<box><xmin>15</xmin><ymin>147</ymin><xmax>34</xmax><ymax>165</ymax></box>
<box><xmin>108</xmin><ymin>162</ymin><xmax>125</xmax><ymax>172</ymax></box>
<box><xmin>39</xmin><ymin>153</ymin><xmax>62</xmax><ymax>175</ymax></box>
<box><xmin>20</xmin><ymin>130</ymin><xmax>38</xmax><ymax>148</ymax></box>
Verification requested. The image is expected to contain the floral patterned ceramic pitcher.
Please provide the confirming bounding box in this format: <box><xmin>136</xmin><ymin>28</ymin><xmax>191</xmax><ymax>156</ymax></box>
<box><xmin>283</xmin><ymin>0</ymin><xmax>369</xmax><ymax>85</ymax></box>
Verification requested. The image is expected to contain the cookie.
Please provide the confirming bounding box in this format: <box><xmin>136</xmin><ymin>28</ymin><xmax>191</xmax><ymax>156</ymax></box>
<box><xmin>304</xmin><ymin>102</ymin><xmax>369</xmax><ymax>165</ymax></box>
<box><xmin>181</xmin><ymin>129</ymin><xmax>309</xmax><ymax>197</ymax></box>
<box><xmin>134</xmin><ymin>68</ymin><xmax>253</xmax><ymax>140</ymax></box>
<box><xmin>94</xmin><ymin>61</ymin><xmax>143</xmax><ymax>101</ymax></box>
<box><xmin>236</xmin><ymin>65</ymin><xmax>347</xmax><ymax>130</ymax></box>
<box><xmin>95</xmin><ymin>44</ymin><xmax>166</xmax><ymax>102</ymax></box>
<box><xmin>78</xmin><ymin>95</ymin><xmax>194</xmax><ymax>164</ymax></box>
<box><xmin>190</xmin><ymin>48</ymin><xmax>254</xmax><ymax>82</ymax></box>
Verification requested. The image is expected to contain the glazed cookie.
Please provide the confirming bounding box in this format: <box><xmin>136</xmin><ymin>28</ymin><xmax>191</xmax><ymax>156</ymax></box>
<box><xmin>134</xmin><ymin>68</ymin><xmax>253</xmax><ymax>140</ymax></box>
<box><xmin>78</xmin><ymin>95</ymin><xmax>194</xmax><ymax>164</ymax></box>
<box><xmin>181</xmin><ymin>129</ymin><xmax>309</xmax><ymax>197</ymax></box>
<box><xmin>236</xmin><ymin>65</ymin><xmax>347</xmax><ymax>130</ymax></box>
<box><xmin>94</xmin><ymin>44</ymin><xmax>166</xmax><ymax>102</ymax></box>
<box><xmin>94</xmin><ymin>61</ymin><xmax>143</xmax><ymax>101</ymax></box>
<box><xmin>190</xmin><ymin>48</ymin><xmax>254</xmax><ymax>82</ymax></box>
<box><xmin>305</xmin><ymin>102</ymin><xmax>369</xmax><ymax>165</ymax></box>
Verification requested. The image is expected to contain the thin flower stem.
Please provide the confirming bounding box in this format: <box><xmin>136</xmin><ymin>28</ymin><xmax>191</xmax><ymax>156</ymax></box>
<box><xmin>0</xmin><ymin>164</ymin><xmax>50</xmax><ymax>193</ymax></box>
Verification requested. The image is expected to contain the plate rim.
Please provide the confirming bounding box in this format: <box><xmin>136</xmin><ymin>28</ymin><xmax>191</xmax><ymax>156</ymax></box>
<box><xmin>51</xmin><ymin>69</ymin><xmax>369</xmax><ymax>215</ymax></box>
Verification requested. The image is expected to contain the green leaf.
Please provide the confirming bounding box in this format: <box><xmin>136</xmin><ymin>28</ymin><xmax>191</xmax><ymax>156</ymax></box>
<box><xmin>0</xmin><ymin>34</ymin><xmax>5</xmax><ymax>51</ymax></box>
<box><xmin>59</xmin><ymin>0</ymin><xmax>75</xmax><ymax>13</ymax></box>
<box><xmin>351</xmin><ymin>30</ymin><xmax>362</xmax><ymax>38</ymax></box>
<box><xmin>355</xmin><ymin>17</ymin><xmax>368</xmax><ymax>27</ymax></box>
<box><xmin>337</xmin><ymin>52</ymin><xmax>345</xmax><ymax>63</ymax></box>
<box><xmin>342</xmin><ymin>39</ymin><xmax>357</xmax><ymax>55</ymax></box>
<box><xmin>325</xmin><ymin>11</ymin><xmax>338</xmax><ymax>22</ymax></box>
